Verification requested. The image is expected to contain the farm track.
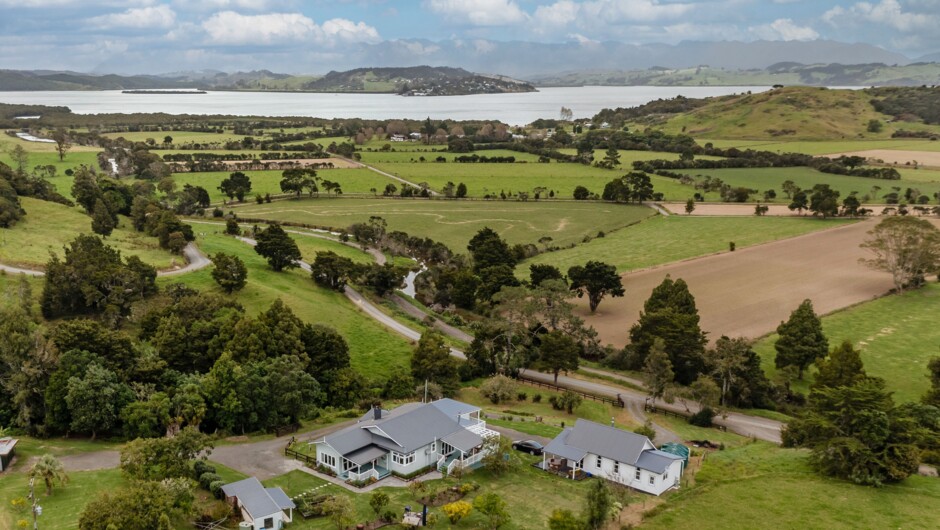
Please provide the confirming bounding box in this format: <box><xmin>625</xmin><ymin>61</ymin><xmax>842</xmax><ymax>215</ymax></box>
<box><xmin>577</xmin><ymin>218</ymin><xmax>935</xmax><ymax>348</ymax></box>
<box><xmin>0</xmin><ymin>242</ymin><xmax>210</xmax><ymax>277</ymax></box>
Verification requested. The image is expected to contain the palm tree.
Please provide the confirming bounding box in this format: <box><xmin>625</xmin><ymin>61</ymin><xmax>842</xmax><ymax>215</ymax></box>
<box><xmin>29</xmin><ymin>454</ymin><xmax>68</xmax><ymax>496</ymax></box>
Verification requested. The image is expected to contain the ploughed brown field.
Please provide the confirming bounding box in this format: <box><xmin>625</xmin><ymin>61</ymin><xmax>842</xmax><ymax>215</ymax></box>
<box><xmin>826</xmin><ymin>149</ymin><xmax>940</xmax><ymax>169</ymax></box>
<box><xmin>577</xmin><ymin>219</ymin><xmax>908</xmax><ymax>347</ymax></box>
<box><xmin>662</xmin><ymin>203</ymin><xmax>804</xmax><ymax>216</ymax></box>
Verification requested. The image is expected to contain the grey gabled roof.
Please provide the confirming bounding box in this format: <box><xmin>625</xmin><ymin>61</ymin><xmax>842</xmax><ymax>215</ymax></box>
<box><xmin>543</xmin><ymin>428</ymin><xmax>587</xmax><ymax>462</ymax></box>
<box><xmin>345</xmin><ymin>445</ymin><xmax>389</xmax><ymax>465</ymax></box>
<box><xmin>636</xmin><ymin>450</ymin><xmax>683</xmax><ymax>474</ymax></box>
<box><xmin>442</xmin><ymin>428</ymin><xmax>483</xmax><ymax>453</ymax></box>
<box><xmin>265</xmin><ymin>488</ymin><xmax>296</xmax><ymax>511</ymax></box>
<box><xmin>548</xmin><ymin>419</ymin><xmax>654</xmax><ymax>466</ymax></box>
<box><xmin>321</xmin><ymin>399</ymin><xmax>483</xmax><ymax>457</ymax></box>
<box><xmin>221</xmin><ymin>477</ymin><xmax>284</xmax><ymax>520</ymax></box>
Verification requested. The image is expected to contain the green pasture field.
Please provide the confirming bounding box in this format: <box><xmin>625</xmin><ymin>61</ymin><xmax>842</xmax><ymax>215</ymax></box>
<box><xmin>101</xmin><ymin>130</ymin><xmax>246</xmax><ymax>145</ymax></box>
<box><xmin>698</xmin><ymin>138</ymin><xmax>940</xmax><ymax>155</ymax></box>
<box><xmin>368</xmin><ymin>160</ymin><xmax>694</xmax><ymax>200</ymax></box>
<box><xmin>265</xmin><ymin>454</ymin><xmax>594</xmax><ymax>530</ymax></box>
<box><xmin>642</xmin><ymin>442</ymin><xmax>940</xmax><ymax>530</ymax></box>
<box><xmin>521</xmin><ymin>215</ymin><xmax>854</xmax><ymax>275</ymax></box>
<box><xmin>0</xmin><ymin>468</ymin><xmax>129</xmax><ymax>530</ymax></box>
<box><xmin>172</xmin><ymin>168</ymin><xmax>395</xmax><ymax>203</ymax></box>
<box><xmin>0</xmin><ymin>197</ymin><xmax>180</xmax><ymax>269</ymax></box>
<box><xmin>359</xmin><ymin>149</ymin><xmax>542</xmax><ymax>163</ymax></box>
<box><xmin>230</xmin><ymin>198</ymin><xmax>656</xmax><ymax>251</ymax></box>
<box><xmin>287</xmin><ymin>233</ymin><xmax>373</xmax><ymax>265</ymax></box>
<box><xmin>161</xmin><ymin>231</ymin><xmax>414</xmax><ymax>376</ymax></box>
<box><xmin>687</xmin><ymin>167</ymin><xmax>940</xmax><ymax>202</ymax></box>
<box><xmin>0</xmin><ymin>273</ymin><xmax>43</xmax><ymax>312</ymax></box>
<box><xmin>754</xmin><ymin>283</ymin><xmax>940</xmax><ymax>403</ymax></box>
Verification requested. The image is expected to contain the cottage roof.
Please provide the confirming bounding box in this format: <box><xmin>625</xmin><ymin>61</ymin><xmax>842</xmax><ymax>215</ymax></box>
<box><xmin>543</xmin><ymin>428</ymin><xmax>587</xmax><ymax>462</ymax></box>
<box><xmin>345</xmin><ymin>445</ymin><xmax>389</xmax><ymax>465</ymax></box>
<box><xmin>545</xmin><ymin>420</ymin><xmax>655</xmax><ymax>466</ymax></box>
<box><xmin>0</xmin><ymin>438</ymin><xmax>17</xmax><ymax>456</ymax></box>
<box><xmin>635</xmin><ymin>450</ymin><xmax>683</xmax><ymax>474</ymax></box>
<box><xmin>221</xmin><ymin>477</ymin><xmax>287</xmax><ymax>520</ymax></box>
<box><xmin>321</xmin><ymin>399</ymin><xmax>482</xmax><ymax>457</ymax></box>
<box><xmin>442</xmin><ymin>428</ymin><xmax>484</xmax><ymax>453</ymax></box>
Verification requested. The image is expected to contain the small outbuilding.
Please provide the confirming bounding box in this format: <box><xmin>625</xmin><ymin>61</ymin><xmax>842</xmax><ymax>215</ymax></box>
<box><xmin>221</xmin><ymin>477</ymin><xmax>295</xmax><ymax>530</ymax></box>
<box><xmin>0</xmin><ymin>438</ymin><xmax>18</xmax><ymax>472</ymax></box>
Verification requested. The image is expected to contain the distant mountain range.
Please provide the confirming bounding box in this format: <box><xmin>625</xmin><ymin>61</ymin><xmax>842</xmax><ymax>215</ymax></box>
<box><xmin>531</xmin><ymin>62</ymin><xmax>940</xmax><ymax>87</ymax></box>
<box><xmin>0</xmin><ymin>66</ymin><xmax>535</xmax><ymax>95</ymax></box>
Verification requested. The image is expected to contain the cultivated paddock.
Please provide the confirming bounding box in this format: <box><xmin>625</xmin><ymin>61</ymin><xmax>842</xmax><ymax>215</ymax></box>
<box><xmin>661</xmin><ymin>203</ymin><xmax>804</xmax><ymax>216</ymax></box>
<box><xmin>827</xmin><ymin>149</ymin><xmax>940</xmax><ymax>169</ymax></box>
<box><xmin>579</xmin><ymin>219</ymin><xmax>909</xmax><ymax>346</ymax></box>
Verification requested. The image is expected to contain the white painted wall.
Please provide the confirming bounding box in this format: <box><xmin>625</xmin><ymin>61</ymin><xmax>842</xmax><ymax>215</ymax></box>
<box><xmin>581</xmin><ymin>452</ymin><xmax>682</xmax><ymax>496</ymax></box>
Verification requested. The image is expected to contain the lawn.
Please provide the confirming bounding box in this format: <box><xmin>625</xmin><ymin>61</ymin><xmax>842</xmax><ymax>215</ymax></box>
<box><xmin>368</xmin><ymin>158</ymin><xmax>694</xmax><ymax>200</ymax></box>
<box><xmin>161</xmin><ymin>231</ymin><xmax>415</xmax><ymax>376</ymax></box>
<box><xmin>231</xmin><ymin>198</ymin><xmax>656</xmax><ymax>252</ymax></box>
<box><xmin>642</xmin><ymin>442</ymin><xmax>940</xmax><ymax>529</ymax></box>
<box><xmin>265</xmin><ymin>454</ymin><xmax>595</xmax><ymax>529</ymax></box>
<box><xmin>753</xmin><ymin>283</ymin><xmax>940</xmax><ymax>403</ymax></box>
<box><xmin>287</xmin><ymin>232</ymin><xmax>373</xmax><ymax>265</ymax></box>
<box><xmin>521</xmin><ymin>215</ymin><xmax>855</xmax><ymax>275</ymax></box>
<box><xmin>0</xmin><ymin>468</ymin><xmax>127</xmax><ymax>530</ymax></box>
<box><xmin>0</xmin><ymin>197</ymin><xmax>180</xmax><ymax>269</ymax></box>
<box><xmin>172</xmin><ymin>168</ymin><xmax>395</xmax><ymax>204</ymax></box>
<box><xmin>687</xmin><ymin>166</ymin><xmax>940</xmax><ymax>203</ymax></box>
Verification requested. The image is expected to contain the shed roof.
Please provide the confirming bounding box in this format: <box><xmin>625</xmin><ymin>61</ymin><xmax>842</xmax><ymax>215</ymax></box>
<box><xmin>265</xmin><ymin>488</ymin><xmax>296</xmax><ymax>511</ymax></box>
<box><xmin>345</xmin><ymin>445</ymin><xmax>389</xmax><ymax>466</ymax></box>
<box><xmin>0</xmin><ymin>438</ymin><xmax>17</xmax><ymax>456</ymax></box>
<box><xmin>221</xmin><ymin>477</ymin><xmax>285</xmax><ymax>520</ymax></box>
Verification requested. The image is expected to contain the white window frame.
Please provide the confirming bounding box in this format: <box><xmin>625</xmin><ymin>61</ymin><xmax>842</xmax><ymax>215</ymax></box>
<box><xmin>320</xmin><ymin>453</ymin><xmax>336</xmax><ymax>467</ymax></box>
<box><xmin>595</xmin><ymin>455</ymin><xmax>602</xmax><ymax>469</ymax></box>
<box><xmin>649</xmin><ymin>475</ymin><xmax>655</xmax><ymax>485</ymax></box>
<box><xmin>635</xmin><ymin>469</ymin><xmax>641</xmax><ymax>480</ymax></box>
<box><xmin>392</xmin><ymin>451</ymin><xmax>416</xmax><ymax>466</ymax></box>
<box><xmin>613</xmin><ymin>462</ymin><xmax>620</xmax><ymax>474</ymax></box>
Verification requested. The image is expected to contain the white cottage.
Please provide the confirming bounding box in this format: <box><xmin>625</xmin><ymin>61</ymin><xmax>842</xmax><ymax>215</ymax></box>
<box><xmin>221</xmin><ymin>477</ymin><xmax>295</xmax><ymax>530</ymax></box>
<box><xmin>543</xmin><ymin>419</ymin><xmax>684</xmax><ymax>496</ymax></box>
<box><xmin>313</xmin><ymin>399</ymin><xmax>499</xmax><ymax>482</ymax></box>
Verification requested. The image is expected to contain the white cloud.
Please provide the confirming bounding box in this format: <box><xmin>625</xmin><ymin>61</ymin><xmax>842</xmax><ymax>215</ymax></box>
<box><xmin>320</xmin><ymin>18</ymin><xmax>381</xmax><ymax>44</ymax></box>
<box><xmin>174</xmin><ymin>0</ymin><xmax>272</xmax><ymax>10</ymax></box>
<box><xmin>750</xmin><ymin>18</ymin><xmax>819</xmax><ymax>41</ymax></box>
<box><xmin>201</xmin><ymin>11</ymin><xmax>380</xmax><ymax>46</ymax></box>
<box><xmin>425</xmin><ymin>0</ymin><xmax>528</xmax><ymax>26</ymax></box>
<box><xmin>531</xmin><ymin>0</ymin><xmax>695</xmax><ymax>36</ymax></box>
<box><xmin>567</xmin><ymin>33</ymin><xmax>599</xmax><ymax>45</ymax></box>
<box><xmin>823</xmin><ymin>0</ymin><xmax>936</xmax><ymax>32</ymax></box>
<box><xmin>88</xmin><ymin>5</ymin><xmax>176</xmax><ymax>29</ymax></box>
<box><xmin>576</xmin><ymin>0</ymin><xmax>694</xmax><ymax>23</ymax></box>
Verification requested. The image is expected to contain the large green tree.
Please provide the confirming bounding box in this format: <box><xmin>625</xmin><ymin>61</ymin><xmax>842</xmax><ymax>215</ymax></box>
<box><xmin>774</xmin><ymin>299</ymin><xmax>828</xmax><ymax>379</ymax></box>
<box><xmin>119</xmin><ymin>426</ymin><xmax>213</xmax><ymax>481</ymax></box>
<box><xmin>537</xmin><ymin>330</ymin><xmax>581</xmax><ymax>383</ymax></box>
<box><xmin>210</xmin><ymin>252</ymin><xmax>248</xmax><ymax>293</ymax></box>
<box><xmin>860</xmin><ymin>216</ymin><xmax>940</xmax><ymax>293</ymax></box>
<box><xmin>279</xmin><ymin>167</ymin><xmax>318</xmax><ymax>197</ymax></box>
<box><xmin>468</xmin><ymin>227</ymin><xmax>516</xmax><ymax>272</ymax></box>
<box><xmin>218</xmin><ymin>171</ymin><xmax>252</xmax><ymax>202</ymax></box>
<box><xmin>813</xmin><ymin>340</ymin><xmax>867</xmax><ymax>389</ymax></box>
<box><xmin>783</xmin><ymin>379</ymin><xmax>922</xmax><ymax>485</ymax></box>
<box><xmin>310</xmin><ymin>251</ymin><xmax>357</xmax><ymax>290</ymax></box>
<box><xmin>254</xmin><ymin>223</ymin><xmax>302</xmax><ymax>272</ymax></box>
<box><xmin>567</xmin><ymin>261</ymin><xmax>624</xmax><ymax>313</ymax></box>
<box><xmin>65</xmin><ymin>363</ymin><xmax>133</xmax><ymax>439</ymax></box>
<box><xmin>411</xmin><ymin>331</ymin><xmax>459</xmax><ymax>396</ymax></box>
<box><xmin>628</xmin><ymin>277</ymin><xmax>707</xmax><ymax>385</ymax></box>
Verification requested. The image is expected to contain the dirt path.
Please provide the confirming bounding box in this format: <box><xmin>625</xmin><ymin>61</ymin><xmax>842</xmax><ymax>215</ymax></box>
<box><xmin>578</xmin><ymin>218</ymin><xmax>900</xmax><ymax>347</ymax></box>
<box><xmin>0</xmin><ymin>242</ymin><xmax>210</xmax><ymax>277</ymax></box>
<box><xmin>56</xmin><ymin>450</ymin><xmax>121</xmax><ymax>472</ymax></box>
<box><xmin>334</xmin><ymin>156</ymin><xmax>439</xmax><ymax>196</ymax></box>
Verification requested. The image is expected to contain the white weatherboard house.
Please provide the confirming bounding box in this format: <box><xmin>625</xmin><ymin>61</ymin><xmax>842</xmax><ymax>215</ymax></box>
<box><xmin>543</xmin><ymin>419</ymin><xmax>684</xmax><ymax>496</ymax></box>
<box><xmin>313</xmin><ymin>398</ymin><xmax>499</xmax><ymax>482</ymax></box>
<box><xmin>221</xmin><ymin>477</ymin><xmax>295</xmax><ymax>530</ymax></box>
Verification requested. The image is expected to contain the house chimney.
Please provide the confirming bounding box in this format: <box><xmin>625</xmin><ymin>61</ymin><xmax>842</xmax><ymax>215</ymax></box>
<box><xmin>374</xmin><ymin>405</ymin><xmax>382</xmax><ymax>420</ymax></box>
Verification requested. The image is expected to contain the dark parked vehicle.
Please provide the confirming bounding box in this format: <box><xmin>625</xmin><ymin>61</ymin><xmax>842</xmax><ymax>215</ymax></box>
<box><xmin>511</xmin><ymin>440</ymin><xmax>544</xmax><ymax>455</ymax></box>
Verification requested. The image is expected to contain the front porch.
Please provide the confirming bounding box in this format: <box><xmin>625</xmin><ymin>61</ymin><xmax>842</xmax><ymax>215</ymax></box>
<box><xmin>343</xmin><ymin>461</ymin><xmax>391</xmax><ymax>482</ymax></box>
<box><xmin>538</xmin><ymin>454</ymin><xmax>587</xmax><ymax>480</ymax></box>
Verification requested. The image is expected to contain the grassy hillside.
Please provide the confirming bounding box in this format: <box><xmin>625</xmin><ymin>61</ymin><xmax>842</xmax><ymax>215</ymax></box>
<box><xmin>1</xmin><ymin>197</ymin><xmax>179</xmax><ymax>269</ymax></box>
<box><xmin>655</xmin><ymin>87</ymin><xmax>891</xmax><ymax>140</ymax></box>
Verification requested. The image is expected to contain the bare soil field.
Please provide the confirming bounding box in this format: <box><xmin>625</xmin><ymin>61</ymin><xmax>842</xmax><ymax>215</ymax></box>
<box><xmin>578</xmin><ymin>219</ymin><xmax>911</xmax><ymax>347</ymax></box>
<box><xmin>216</xmin><ymin>157</ymin><xmax>362</xmax><ymax>169</ymax></box>
<box><xmin>827</xmin><ymin>149</ymin><xmax>940</xmax><ymax>169</ymax></box>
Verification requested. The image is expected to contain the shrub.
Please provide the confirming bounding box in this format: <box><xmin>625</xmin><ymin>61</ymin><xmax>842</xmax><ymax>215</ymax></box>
<box><xmin>517</xmin><ymin>391</ymin><xmax>528</xmax><ymax>401</ymax></box>
<box><xmin>633</xmin><ymin>420</ymin><xmax>657</xmax><ymax>442</ymax></box>
<box><xmin>193</xmin><ymin>460</ymin><xmax>216</xmax><ymax>480</ymax></box>
<box><xmin>480</xmin><ymin>375</ymin><xmax>517</xmax><ymax>404</ymax></box>
<box><xmin>689</xmin><ymin>407</ymin><xmax>716</xmax><ymax>427</ymax></box>
<box><xmin>199</xmin><ymin>472</ymin><xmax>222</xmax><ymax>490</ymax></box>
<box><xmin>209</xmin><ymin>480</ymin><xmax>225</xmax><ymax>499</ymax></box>
<box><xmin>443</xmin><ymin>501</ymin><xmax>472</xmax><ymax>524</ymax></box>
<box><xmin>212</xmin><ymin>208</ymin><xmax>224</xmax><ymax>218</ymax></box>
<box><xmin>458</xmin><ymin>482</ymin><xmax>480</xmax><ymax>494</ymax></box>
<box><xmin>532</xmin><ymin>393</ymin><xmax>542</xmax><ymax>403</ymax></box>
<box><xmin>382</xmin><ymin>509</ymin><xmax>398</xmax><ymax>523</ymax></box>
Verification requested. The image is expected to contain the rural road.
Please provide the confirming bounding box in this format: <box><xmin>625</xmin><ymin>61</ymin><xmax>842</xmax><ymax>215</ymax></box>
<box><xmin>0</xmin><ymin>242</ymin><xmax>211</xmax><ymax>278</ymax></box>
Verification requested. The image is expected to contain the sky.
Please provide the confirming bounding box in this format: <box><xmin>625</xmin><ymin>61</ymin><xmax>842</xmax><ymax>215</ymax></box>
<box><xmin>0</xmin><ymin>0</ymin><xmax>938</xmax><ymax>74</ymax></box>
